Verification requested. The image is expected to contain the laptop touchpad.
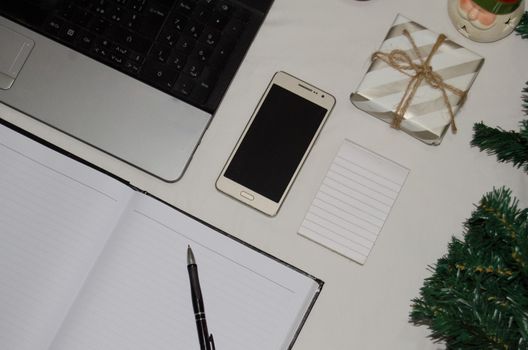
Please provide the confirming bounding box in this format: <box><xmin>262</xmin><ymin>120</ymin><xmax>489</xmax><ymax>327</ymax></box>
<box><xmin>0</xmin><ymin>25</ymin><xmax>34</xmax><ymax>90</ymax></box>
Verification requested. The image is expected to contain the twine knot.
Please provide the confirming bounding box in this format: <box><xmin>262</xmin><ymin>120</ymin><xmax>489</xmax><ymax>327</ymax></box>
<box><xmin>371</xmin><ymin>30</ymin><xmax>467</xmax><ymax>132</ymax></box>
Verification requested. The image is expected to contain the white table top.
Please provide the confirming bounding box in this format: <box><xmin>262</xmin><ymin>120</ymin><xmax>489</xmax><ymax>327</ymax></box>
<box><xmin>2</xmin><ymin>0</ymin><xmax>528</xmax><ymax>348</ymax></box>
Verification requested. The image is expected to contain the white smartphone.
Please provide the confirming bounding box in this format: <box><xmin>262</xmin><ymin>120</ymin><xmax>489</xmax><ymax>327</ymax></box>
<box><xmin>216</xmin><ymin>71</ymin><xmax>335</xmax><ymax>216</ymax></box>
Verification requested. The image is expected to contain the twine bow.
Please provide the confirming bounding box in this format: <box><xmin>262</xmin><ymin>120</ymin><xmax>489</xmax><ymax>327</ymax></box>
<box><xmin>371</xmin><ymin>29</ymin><xmax>467</xmax><ymax>133</ymax></box>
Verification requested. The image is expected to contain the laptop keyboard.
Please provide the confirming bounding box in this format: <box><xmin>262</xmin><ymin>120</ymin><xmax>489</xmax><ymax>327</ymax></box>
<box><xmin>0</xmin><ymin>0</ymin><xmax>265</xmax><ymax>113</ymax></box>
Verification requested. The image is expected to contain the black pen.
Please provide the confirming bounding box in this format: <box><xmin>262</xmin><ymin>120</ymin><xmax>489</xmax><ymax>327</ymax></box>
<box><xmin>187</xmin><ymin>245</ymin><xmax>215</xmax><ymax>350</ymax></box>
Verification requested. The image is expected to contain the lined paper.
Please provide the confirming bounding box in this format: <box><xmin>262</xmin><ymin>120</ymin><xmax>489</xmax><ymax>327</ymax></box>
<box><xmin>0</xmin><ymin>126</ymin><xmax>133</xmax><ymax>350</ymax></box>
<box><xmin>299</xmin><ymin>139</ymin><xmax>409</xmax><ymax>264</ymax></box>
<box><xmin>51</xmin><ymin>194</ymin><xmax>319</xmax><ymax>350</ymax></box>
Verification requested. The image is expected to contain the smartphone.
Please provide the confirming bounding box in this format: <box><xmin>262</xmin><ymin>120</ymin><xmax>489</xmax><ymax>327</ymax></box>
<box><xmin>216</xmin><ymin>71</ymin><xmax>335</xmax><ymax>216</ymax></box>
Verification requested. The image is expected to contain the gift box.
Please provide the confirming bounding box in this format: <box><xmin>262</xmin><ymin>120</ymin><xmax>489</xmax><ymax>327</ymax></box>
<box><xmin>350</xmin><ymin>14</ymin><xmax>485</xmax><ymax>145</ymax></box>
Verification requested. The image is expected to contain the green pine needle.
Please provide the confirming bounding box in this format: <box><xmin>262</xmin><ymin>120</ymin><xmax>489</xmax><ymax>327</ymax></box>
<box><xmin>471</xmin><ymin>121</ymin><xmax>528</xmax><ymax>173</ymax></box>
<box><xmin>410</xmin><ymin>188</ymin><xmax>528</xmax><ymax>349</ymax></box>
<box><xmin>516</xmin><ymin>12</ymin><xmax>528</xmax><ymax>39</ymax></box>
<box><xmin>471</xmin><ymin>82</ymin><xmax>528</xmax><ymax>173</ymax></box>
<box><xmin>522</xmin><ymin>82</ymin><xmax>528</xmax><ymax>115</ymax></box>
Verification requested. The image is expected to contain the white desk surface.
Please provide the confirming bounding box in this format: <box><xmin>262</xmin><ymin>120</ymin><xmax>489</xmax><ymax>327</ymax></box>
<box><xmin>2</xmin><ymin>0</ymin><xmax>528</xmax><ymax>349</ymax></box>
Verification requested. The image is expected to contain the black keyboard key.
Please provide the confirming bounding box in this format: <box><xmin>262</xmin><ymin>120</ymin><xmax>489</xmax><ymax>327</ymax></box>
<box><xmin>144</xmin><ymin>1</ymin><xmax>170</xmax><ymax>18</ymax></box>
<box><xmin>42</xmin><ymin>16</ymin><xmax>65</xmax><ymax>37</ymax></box>
<box><xmin>109</xmin><ymin>52</ymin><xmax>126</xmax><ymax>67</ymax></box>
<box><xmin>130</xmin><ymin>0</ymin><xmax>147</xmax><ymax>12</ymax></box>
<box><xmin>191</xmin><ymin>43</ymin><xmax>211</xmax><ymax>62</ymax></box>
<box><xmin>191</xmin><ymin>68</ymin><xmax>217</xmax><ymax>103</ymax></box>
<box><xmin>150</xmin><ymin>44</ymin><xmax>172</xmax><ymax>63</ymax></box>
<box><xmin>60</xmin><ymin>24</ymin><xmax>80</xmax><ymax>43</ymax></box>
<box><xmin>207</xmin><ymin>1</ymin><xmax>235</xmax><ymax>30</ymax></box>
<box><xmin>209</xmin><ymin>37</ymin><xmax>233</xmax><ymax>67</ymax></box>
<box><xmin>105</xmin><ymin>4</ymin><xmax>127</xmax><ymax>23</ymax></box>
<box><xmin>107</xmin><ymin>26</ymin><xmax>151</xmax><ymax>54</ymax></box>
<box><xmin>92</xmin><ymin>44</ymin><xmax>110</xmax><ymax>59</ymax></box>
<box><xmin>192</xmin><ymin>3</ymin><xmax>212</xmax><ymax>23</ymax></box>
<box><xmin>124</xmin><ymin>60</ymin><xmax>141</xmax><ymax>74</ymax></box>
<box><xmin>92</xmin><ymin>37</ymin><xmax>112</xmax><ymax>58</ymax></box>
<box><xmin>183</xmin><ymin>60</ymin><xmax>204</xmax><ymax>78</ymax></box>
<box><xmin>99</xmin><ymin>38</ymin><xmax>113</xmax><ymax>49</ymax></box>
<box><xmin>167</xmin><ymin>51</ymin><xmax>187</xmax><ymax>70</ymax></box>
<box><xmin>129</xmin><ymin>51</ymin><xmax>145</xmax><ymax>63</ymax></box>
<box><xmin>159</xmin><ymin>29</ymin><xmax>179</xmax><ymax>47</ymax></box>
<box><xmin>200</xmin><ymin>65</ymin><xmax>218</xmax><ymax>82</ymax></box>
<box><xmin>175</xmin><ymin>35</ymin><xmax>196</xmax><ymax>53</ymax></box>
<box><xmin>89</xmin><ymin>17</ymin><xmax>110</xmax><ymax>34</ymax></box>
<box><xmin>216</xmin><ymin>1</ymin><xmax>233</xmax><ymax>17</ymax></box>
<box><xmin>167</xmin><ymin>13</ymin><xmax>187</xmax><ymax>32</ymax></box>
<box><xmin>72</xmin><ymin>8</ymin><xmax>93</xmax><ymax>27</ymax></box>
<box><xmin>199</xmin><ymin>26</ymin><xmax>220</xmax><ymax>47</ymax></box>
<box><xmin>58</xmin><ymin>3</ymin><xmax>76</xmax><ymax>20</ymax></box>
<box><xmin>141</xmin><ymin>60</ymin><xmax>179</xmax><ymax>90</ymax></box>
<box><xmin>113</xmin><ymin>44</ymin><xmax>130</xmax><ymax>56</ymax></box>
<box><xmin>207</xmin><ymin>10</ymin><xmax>229</xmax><ymax>30</ymax></box>
<box><xmin>173</xmin><ymin>75</ymin><xmax>195</xmax><ymax>96</ymax></box>
<box><xmin>176</xmin><ymin>0</ymin><xmax>196</xmax><ymax>15</ymax></box>
<box><xmin>122</xmin><ymin>12</ymin><xmax>140</xmax><ymax>30</ymax></box>
<box><xmin>185</xmin><ymin>20</ymin><xmax>203</xmax><ymax>40</ymax></box>
<box><xmin>223</xmin><ymin>18</ymin><xmax>244</xmax><ymax>38</ymax></box>
<box><xmin>93</xmin><ymin>1</ymin><xmax>111</xmax><ymax>16</ymax></box>
<box><xmin>76</xmin><ymin>30</ymin><xmax>96</xmax><ymax>50</ymax></box>
<box><xmin>191</xmin><ymin>80</ymin><xmax>212</xmax><ymax>104</ymax></box>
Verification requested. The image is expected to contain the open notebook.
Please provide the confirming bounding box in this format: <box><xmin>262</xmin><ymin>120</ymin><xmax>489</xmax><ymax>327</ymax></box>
<box><xmin>0</xmin><ymin>121</ymin><xmax>322</xmax><ymax>350</ymax></box>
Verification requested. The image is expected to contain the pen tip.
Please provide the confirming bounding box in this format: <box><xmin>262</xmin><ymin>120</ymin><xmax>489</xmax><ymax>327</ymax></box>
<box><xmin>187</xmin><ymin>245</ymin><xmax>195</xmax><ymax>265</ymax></box>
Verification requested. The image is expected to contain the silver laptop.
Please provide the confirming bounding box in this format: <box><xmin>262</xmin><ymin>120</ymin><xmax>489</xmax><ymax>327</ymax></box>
<box><xmin>0</xmin><ymin>0</ymin><xmax>274</xmax><ymax>182</ymax></box>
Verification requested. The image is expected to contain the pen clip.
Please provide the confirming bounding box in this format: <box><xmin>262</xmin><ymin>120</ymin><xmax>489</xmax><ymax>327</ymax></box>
<box><xmin>209</xmin><ymin>334</ymin><xmax>216</xmax><ymax>350</ymax></box>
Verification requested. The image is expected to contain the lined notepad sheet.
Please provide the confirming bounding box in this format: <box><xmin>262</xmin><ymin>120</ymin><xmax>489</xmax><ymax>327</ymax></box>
<box><xmin>298</xmin><ymin>140</ymin><xmax>409</xmax><ymax>264</ymax></box>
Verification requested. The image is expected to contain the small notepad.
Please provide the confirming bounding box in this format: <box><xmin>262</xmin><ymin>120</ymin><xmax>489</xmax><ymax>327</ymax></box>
<box><xmin>298</xmin><ymin>140</ymin><xmax>409</xmax><ymax>264</ymax></box>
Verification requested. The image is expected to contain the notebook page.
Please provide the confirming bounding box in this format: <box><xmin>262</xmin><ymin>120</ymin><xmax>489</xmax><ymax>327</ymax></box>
<box><xmin>298</xmin><ymin>139</ymin><xmax>409</xmax><ymax>264</ymax></box>
<box><xmin>0</xmin><ymin>125</ymin><xmax>133</xmax><ymax>350</ymax></box>
<box><xmin>51</xmin><ymin>194</ymin><xmax>320</xmax><ymax>350</ymax></box>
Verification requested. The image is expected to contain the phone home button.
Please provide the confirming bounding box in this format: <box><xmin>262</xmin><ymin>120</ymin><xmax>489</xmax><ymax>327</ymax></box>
<box><xmin>240</xmin><ymin>191</ymin><xmax>254</xmax><ymax>201</ymax></box>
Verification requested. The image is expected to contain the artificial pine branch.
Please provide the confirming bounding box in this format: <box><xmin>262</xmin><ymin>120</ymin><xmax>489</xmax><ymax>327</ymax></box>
<box><xmin>471</xmin><ymin>120</ymin><xmax>528</xmax><ymax>173</ymax></box>
<box><xmin>410</xmin><ymin>188</ymin><xmax>528</xmax><ymax>349</ymax></box>
<box><xmin>471</xmin><ymin>82</ymin><xmax>528</xmax><ymax>173</ymax></box>
<box><xmin>515</xmin><ymin>11</ymin><xmax>528</xmax><ymax>39</ymax></box>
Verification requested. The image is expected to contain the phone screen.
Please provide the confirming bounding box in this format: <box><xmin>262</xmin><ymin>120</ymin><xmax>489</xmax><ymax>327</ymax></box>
<box><xmin>224</xmin><ymin>84</ymin><xmax>328</xmax><ymax>202</ymax></box>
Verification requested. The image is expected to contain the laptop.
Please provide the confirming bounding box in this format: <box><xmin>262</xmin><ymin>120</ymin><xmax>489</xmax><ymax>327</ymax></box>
<box><xmin>0</xmin><ymin>0</ymin><xmax>274</xmax><ymax>182</ymax></box>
